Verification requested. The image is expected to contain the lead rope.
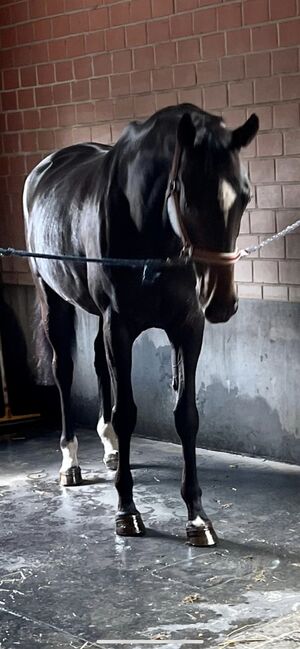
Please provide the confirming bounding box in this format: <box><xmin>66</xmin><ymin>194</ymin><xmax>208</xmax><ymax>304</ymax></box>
<box><xmin>240</xmin><ymin>218</ymin><xmax>300</xmax><ymax>259</ymax></box>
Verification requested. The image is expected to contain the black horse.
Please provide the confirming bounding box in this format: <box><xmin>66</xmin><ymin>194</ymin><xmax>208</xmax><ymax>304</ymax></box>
<box><xmin>23</xmin><ymin>103</ymin><xmax>258</xmax><ymax>546</ymax></box>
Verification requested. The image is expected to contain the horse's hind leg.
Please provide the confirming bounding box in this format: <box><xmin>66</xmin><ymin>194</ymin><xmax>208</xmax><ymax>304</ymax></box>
<box><xmin>36</xmin><ymin>279</ymin><xmax>81</xmax><ymax>486</ymax></box>
<box><xmin>167</xmin><ymin>314</ymin><xmax>217</xmax><ymax>547</ymax></box>
<box><xmin>94</xmin><ymin>318</ymin><xmax>118</xmax><ymax>470</ymax></box>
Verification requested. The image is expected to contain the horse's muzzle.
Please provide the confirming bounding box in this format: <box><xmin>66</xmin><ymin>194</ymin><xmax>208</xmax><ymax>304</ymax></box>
<box><xmin>204</xmin><ymin>296</ymin><xmax>239</xmax><ymax>324</ymax></box>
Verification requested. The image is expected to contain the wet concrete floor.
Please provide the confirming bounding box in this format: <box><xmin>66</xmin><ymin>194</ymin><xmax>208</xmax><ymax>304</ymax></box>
<box><xmin>0</xmin><ymin>429</ymin><xmax>300</xmax><ymax>649</ymax></box>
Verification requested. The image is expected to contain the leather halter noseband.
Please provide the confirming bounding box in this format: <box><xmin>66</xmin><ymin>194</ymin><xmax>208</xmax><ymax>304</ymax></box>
<box><xmin>166</xmin><ymin>140</ymin><xmax>242</xmax><ymax>267</ymax></box>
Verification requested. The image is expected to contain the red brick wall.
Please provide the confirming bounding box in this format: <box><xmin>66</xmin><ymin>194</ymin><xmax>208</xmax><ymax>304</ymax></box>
<box><xmin>1</xmin><ymin>0</ymin><xmax>300</xmax><ymax>299</ymax></box>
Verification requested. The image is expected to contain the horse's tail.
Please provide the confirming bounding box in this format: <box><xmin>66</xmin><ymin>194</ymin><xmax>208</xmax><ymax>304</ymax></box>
<box><xmin>33</xmin><ymin>298</ymin><xmax>54</xmax><ymax>385</ymax></box>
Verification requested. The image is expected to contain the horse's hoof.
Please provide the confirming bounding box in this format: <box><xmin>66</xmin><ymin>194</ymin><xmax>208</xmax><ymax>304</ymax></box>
<box><xmin>116</xmin><ymin>512</ymin><xmax>146</xmax><ymax>537</ymax></box>
<box><xmin>59</xmin><ymin>466</ymin><xmax>82</xmax><ymax>486</ymax></box>
<box><xmin>186</xmin><ymin>520</ymin><xmax>218</xmax><ymax>547</ymax></box>
<box><xmin>104</xmin><ymin>452</ymin><xmax>119</xmax><ymax>471</ymax></box>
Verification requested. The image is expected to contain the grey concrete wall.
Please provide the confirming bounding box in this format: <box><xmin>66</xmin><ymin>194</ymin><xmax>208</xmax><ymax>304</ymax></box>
<box><xmin>2</xmin><ymin>284</ymin><xmax>300</xmax><ymax>464</ymax></box>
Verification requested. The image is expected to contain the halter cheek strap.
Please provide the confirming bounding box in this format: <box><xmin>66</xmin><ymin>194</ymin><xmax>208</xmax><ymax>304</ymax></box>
<box><xmin>166</xmin><ymin>140</ymin><xmax>241</xmax><ymax>267</ymax></box>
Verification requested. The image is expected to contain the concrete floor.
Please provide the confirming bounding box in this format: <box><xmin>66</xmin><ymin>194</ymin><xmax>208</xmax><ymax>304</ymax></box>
<box><xmin>0</xmin><ymin>429</ymin><xmax>300</xmax><ymax>649</ymax></box>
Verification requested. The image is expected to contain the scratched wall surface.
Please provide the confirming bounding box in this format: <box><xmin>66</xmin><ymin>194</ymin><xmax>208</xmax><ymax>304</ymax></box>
<box><xmin>0</xmin><ymin>0</ymin><xmax>300</xmax><ymax>298</ymax></box>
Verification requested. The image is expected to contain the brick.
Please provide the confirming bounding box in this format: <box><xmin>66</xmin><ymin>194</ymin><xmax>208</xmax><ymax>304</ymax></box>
<box><xmin>279</xmin><ymin>261</ymin><xmax>300</xmax><ymax>284</ymax></box>
<box><xmin>2</xmin><ymin>91</ymin><xmax>17</xmax><ymax>111</ymax></box>
<box><xmin>66</xmin><ymin>35</ymin><xmax>85</xmax><ymax>58</ymax></box>
<box><xmin>37</xmin><ymin>63</ymin><xmax>55</xmax><ymax>85</ymax></box>
<box><xmin>221</xmin><ymin>55</ymin><xmax>244</xmax><ymax>81</ymax></box>
<box><xmin>147</xmin><ymin>19</ymin><xmax>170</xmax><ymax>43</ymax></box>
<box><xmin>226</xmin><ymin>28</ymin><xmax>250</xmax><ymax>55</ymax></box>
<box><xmin>177</xmin><ymin>38</ymin><xmax>200</xmax><ymax>63</ymax></box>
<box><xmin>176</xmin><ymin>0</ymin><xmax>198</xmax><ymax>10</ymax></box>
<box><xmin>134</xmin><ymin>46</ymin><xmax>154</xmax><ymax>70</ymax></box>
<box><xmin>76</xmin><ymin>102</ymin><xmax>95</xmax><ymax>124</ymax></box>
<box><xmin>46</xmin><ymin>0</ymin><xmax>64</xmax><ymax>15</ymax></box>
<box><xmin>249</xmin><ymin>159</ymin><xmax>274</xmax><ymax>183</ymax></box>
<box><xmin>257</xmin><ymin>185</ymin><xmax>282</xmax><ymax>208</ymax></box>
<box><xmin>235</xmin><ymin>260</ymin><xmax>252</xmax><ymax>281</ymax></box>
<box><xmin>155</xmin><ymin>42</ymin><xmax>177</xmax><ymax>67</ymax></box>
<box><xmin>247</xmin><ymin>106</ymin><xmax>272</xmax><ymax>130</ymax></box>
<box><xmin>130</xmin><ymin>0</ymin><xmax>152</xmax><ymax>22</ymax></box>
<box><xmin>55</xmin><ymin>61</ymin><xmax>74</xmax><ymax>82</ymax></box>
<box><xmin>65</xmin><ymin>0</ymin><xmax>85</xmax><ymax>9</ymax></box>
<box><xmin>7</xmin><ymin>111</ymin><xmax>23</xmax><ymax>131</ymax></box>
<box><xmin>26</xmin><ymin>153</ymin><xmax>42</xmax><ymax>173</ymax></box>
<box><xmin>253</xmin><ymin>260</ymin><xmax>278</xmax><ymax>283</ymax></box>
<box><xmin>73</xmin><ymin>57</ymin><xmax>93</xmax><ymax>79</ymax></box>
<box><xmin>1</xmin><ymin>27</ymin><xmax>17</xmax><ymax>49</ymax></box>
<box><xmin>237</xmin><ymin>234</ymin><xmax>259</xmax><ymax>257</ymax></box>
<box><xmin>134</xmin><ymin>93</ymin><xmax>156</xmax><ymax>117</ymax></box>
<box><xmin>90</xmin><ymin>77</ymin><xmax>109</xmax><ymax>99</ymax></box>
<box><xmin>105</xmin><ymin>27</ymin><xmax>126</xmax><ymax>51</ymax></box>
<box><xmin>203</xmin><ymin>84</ymin><xmax>227</xmax><ymax>109</ymax></box>
<box><xmin>53</xmin><ymin>83</ymin><xmax>71</xmax><ymax>104</ymax></box>
<box><xmin>283</xmin><ymin>185</ymin><xmax>300</xmax><ymax>208</ymax></box>
<box><xmin>71</xmin><ymin>80</ymin><xmax>90</xmax><ymax>102</ymax></box>
<box><xmin>57</xmin><ymin>105</ymin><xmax>76</xmax><ymax>127</ymax></box>
<box><xmin>31</xmin><ymin>42</ymin><xmax>49</xmax><ymax>64</ymax></box>
<box><xmin>286</xmin><ymin>234</ymin><xmax>300</xmax><ymax>259</ymax></box>
<box><xmin>113</xmin><ymin>96</ymin><xmax>134</xmax><ymax>119</ymax></box>
<box><xmin>240</xmin><ymin>211</ymin><xmax>250</xmax><ymax>233</ymax></box>
<box><xmin>245</xmin><ymin>52</ymin><xmax>270</xmax><ymax>78</ymax></box>
<box><xmin>91</xmin><ymin>124</ymin><xmax>112</xmax><ymax>144</ymax></box>
<box><xmin>38</xmin><ymin>130</ymin><xmax>56</xmax><ymax>151</ymax></box>
<box><xmin>222</xmin><ymin>107</ymin><xmax>246</xmax><ymax>128</ymax></box>
<box><xmin>250</xmin><ymin>210</ymin><xmax>275</xmax><ymax>233</ymax></box>
<box><xmin>35</xmin><ymin>85</ymin><xmax>53</xmax><ymax>106</ymax></box>
<box><xmin>259</xmin><ymin>235</ymin><xmax>285</xmax><ymax>258</ymax></box>
<box><xmin>270</xmin><ymin>0</ymin><xmax>297</xmax><ymax>20</ymax></box>
<box><xmin>170</xmin><ymin>13</ymin><xmax>193</xmax><ymax>38</ymax></box>
<box><xmin>151</xmin><ymin>68</ymin><xmax>173</xmax><ymax>91</ymax></box>
<box><xmin>279</xmin><ymin>20</ymin><xmax>300</xmax><ymax>47</ymax></box>
<box><xmin>178</xmin><ymin>87</ymin><xmax>202</xmax><ymax>104</ymax></box>
<box><xmin>276</xmin><ymin>210</ymin><xmax>300</xmax><ymax>230</ymax></box>
<box><xmin>243</xmin><ymin>0</ymin><xmax>269</xmax><ymax>24</ymax></box>
<box><xmin>9</xmin><ymin>156</ymin><xmax>26</xmax><ymax>175</ymax></box>
<box><xmin>252</xmin><ymin>24</ymin><xmax>278</xmax><ymax>51</ymax></box>
<box><xmin>274</xmin><ymin>104</ymin><xmax>299</xmax><ymax>129</ymax></box>
<box><xmin>17</xmin><ymin>23</ymin><xmax>34</xmax><ymax>46</ymax></box>
<box><xmin>131</xmin><ymin>69</ymin><xmax>151</xmax><ymax>93</ymax></box>
<box><xmin>33</xmin><ymin>18</ymin><xmax>52</xmax><ymax>42</ymax></box>
<box><xmin>174</xmin><ymin>63</ymin><xmax>196</xmax><ymax>88</ymax></box>
<box><xmin>272</xmin><ymin>48</ymin><xmax>298</xmax><ymax>75</ymax></box>
<box><xmin>289</xmin><ymin>287</ymin><xmax>300</xmax><ymax>301</ymax></box>
<box><xmin>85</xmin><ymin>32</ymin><xmax>105</xmax><ymax>54</ymax></box>
<box><xmin>14</xmin><ymin>1</ymin><xmax>29</xmax><ymax>22</ymax></box>
<box><xmin>93</xmin><ymin>53</ymin><xmax>112</xmax><ymax>76</ymax></box>
<box><xmin>3</xmin><ymin>133</ymin><xmax>20</xmax><ymax>154</ymax></box>
<box><xmin>110</xmin><ymin>2</ymin><xmax>130</xmax><ymax>26</ymax></box>
<box><xmin>0</xmin><ymin>6</ymin><xmax>11</xmax><ymax>27</ymax></box>
<box><xmin>230</xmin><ymin>80</ymin><xmax>253</xmax><ymax>106</ymax></box>
<box><xmin>69</xmin><ymin>11</ymin><xmax>89</xmax><ymax>34</ymax></box>
<box><xmin>18</xmin><ymin>88</ymin><xmax>35</xmax><ymax>109</ymax></box>
<box><xmin>263</xmin><ymin>285</ymin><xmax>288</xmax><ymax>300</ymax></box>
<box><xmin>217</xmin><ymin>3</ymin><xmax>242</xmax><ymax>29</ymax></box>
<box><xmin>254</xmin><ymin>77</ymin><xmax>280</xmax><ymax>103</ymax></box>
<box><xmin>20</xmin><ymin>67</ymin><xmax>37</xmax><ymax>87</ymax></box>
<box><xmin>193</xmin><ymin>8</ymin><xmax>217</xmax><ymax>34</ymax></box>
<box><xmin>126</xmin><ymin>23</ymin><xmax>147</xmax><ymax>47</ymax></box>
<box><xmin>52</xmin><ymin>15</ymin><xmax>70</xmax><ymax>38</ymax></box>
<box><xmin>151</xmin><ymin>0</ymin><xmax>173</xmax><ymax>17</ymax></box>
<box><xmin>95</xmin><ymin>99</ymin><xmax>114</xmax><ymax>122</ymax></box>
<box><xmin>202</xmin><ymin>33</ymin><xmax>225</xmax><ymax>59</ymax></box>
<box><xmin>113</xmin><ymin>50</ymin><xmax>132</xmax><ymax>73</ymax></box>
<box><xmin>156</xmin><ymin>91</ymin><xmax>178</xmax><ymax>110</ymax></box>
<box><xmin>13</xmin><ymin>47</ymin><xmax>30</xmax><ymax>68</ymax></box>
<box><xmin>3</xmin><ymin>69</ymin><xmax>19</xmax><ymax>90</ymax></box>
<box><xmin>284</xmin><ymin>131</ymin><xmax>300</xmax><ymax>155</ymax></box>
<box><xmin>238</xmin><ymin>283</ymin><xmax>262</xmax><ymax>298</ymax></box>
<box><xmin>48</xmin><ymin>39</ymin><xmax>66</xmax><ymax>61</ymax></box>
<box><xmin>29</xmin><ymin>0</ymin><xmax>45</xmax><ymax>19</ymax></box>
<box><xmin>88</xmin><ymin>7</ymin><xmax>109</xmax><ymax>31</ymax></box>
<box><xmin>21</xmin><ymin>131</ymin><xmax>38</xmax><ymax>152</ymax></box>
<box><xmin>197</xmin><ymin>59</ymin><xmax>220</xmax><ymax>83</ymax></box>
<box><xmin>24</xmin><ymin>109</ymin><xmax>40</xmax><ymax>129</ymax></box>
<box><xmin>257</xmin><ymin>133</ymin><xmax>282</xmax><ymax>157</ymax></box>
<box><xmin>282</xmin><ymin>75</ymin><xmax>300</xmax><ymax>100</ymax></box>
<box><xmin>111</xmin><ymin>73</ymin><xmax>130</xmax><ymax>96</ymax></box>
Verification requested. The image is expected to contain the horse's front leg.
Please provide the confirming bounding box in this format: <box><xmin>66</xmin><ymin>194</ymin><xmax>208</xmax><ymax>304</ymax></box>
<box><xmin>168</xmin><ymin>313</ymin><xmax>218</xmax><ymax>547</ymax></box>
<box><xmin>103</xmin><ymin>308</ymin><xmax>145</xmax><ymax>537</ymax></box>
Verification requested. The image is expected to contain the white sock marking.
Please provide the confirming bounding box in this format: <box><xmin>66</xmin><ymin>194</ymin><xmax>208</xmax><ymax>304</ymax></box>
<box><xmin>60</xmin><ymin>436</ymin><xmax>79</xmax><ymax>473</ymax></box>
<box><xmin>97</xmin><ymin>416</ymin><xmax>118</xmax><ymax>461</ymax></box>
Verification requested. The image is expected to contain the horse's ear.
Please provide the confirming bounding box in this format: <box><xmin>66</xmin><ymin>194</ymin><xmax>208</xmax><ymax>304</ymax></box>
<box><xmin>177</xmin><ymin>113</ymin><xmax>196</xmax><ymax>149</ymax></box>
<box><xmin>231</xmin><ymin>114</ymin><xmax>259</xmax><ymax>150</ymax></box>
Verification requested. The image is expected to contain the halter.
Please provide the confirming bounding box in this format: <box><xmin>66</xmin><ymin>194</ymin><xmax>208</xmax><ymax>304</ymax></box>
<box><xmin>166</xmin><ymin>139</ymin><xmax>242</xmax><ymax>267</ymax></box>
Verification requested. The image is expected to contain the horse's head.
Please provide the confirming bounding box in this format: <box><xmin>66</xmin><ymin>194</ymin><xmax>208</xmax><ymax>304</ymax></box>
<box><xmin>167</xmin><ymin>111</ymin><xmax>259</xmax><ymax>323</ymax></box>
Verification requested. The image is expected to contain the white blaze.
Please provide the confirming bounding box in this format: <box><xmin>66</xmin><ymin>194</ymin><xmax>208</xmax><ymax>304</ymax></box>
<box><xmin>219</xmin><ymin>179</ymin><xmax>236</xmax><ymax>225</ymax></box>
<box><xmin>60</xmin><ymin>436</ymin><xmax>79</xmax><ymax>473</ymax></box>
